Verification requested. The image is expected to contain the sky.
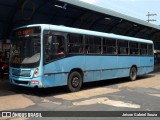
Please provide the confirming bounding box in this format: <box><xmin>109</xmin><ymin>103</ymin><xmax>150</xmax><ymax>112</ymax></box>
<box><xmin>80</xmin><ymin>0</ymin><xmax>160</xmax><ymax>26</ymax></box>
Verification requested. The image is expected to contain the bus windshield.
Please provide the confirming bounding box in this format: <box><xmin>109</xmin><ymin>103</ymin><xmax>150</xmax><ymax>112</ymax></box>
<box><xmin>10</xmin><ymin>35</ymin><xmax>41</xmax><ymax>68</ymax></box>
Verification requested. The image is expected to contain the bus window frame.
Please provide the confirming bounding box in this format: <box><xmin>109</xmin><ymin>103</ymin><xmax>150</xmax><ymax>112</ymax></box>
<box><xmin>102</xmin><ymin>38</ymin><xmax>117</xmax><ymax>55</ymax></box>
<box><xmin>129</xmin><ymin>41</ymin><xmax>140</xmax><ymax>56</ymax></box>
<box><xmin>43</xmin><ymin>30</ymin><xmax>67</xmax><ymax>64</ymax></box>
<box><xmin>140</xmin><ymin>43</ymin><xmax>148</xmax><ymax>56</ymax></box>
<box><xmin>68</xmin><ymin>33</ymin><xmax>84</xmax><ymax>54</ymax></box>
<box><xmin>117</xmin><ymin>40</ymin><xmax>129</xmax><ymax>55</ymax></box>
<box><xmin>84</xmin><ymin>35</ymin><xmax>102</xmax><ymax>55</ymax></box>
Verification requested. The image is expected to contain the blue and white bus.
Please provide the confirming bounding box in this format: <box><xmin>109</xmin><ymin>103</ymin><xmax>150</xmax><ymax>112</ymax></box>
<box><xmin>9</xmin><ymin>24</ymin><xmax>154</xmax><ymax>92</ymax></box>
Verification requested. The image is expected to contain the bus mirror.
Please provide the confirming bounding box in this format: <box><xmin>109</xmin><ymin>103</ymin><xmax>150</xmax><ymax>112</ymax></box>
<box><xmin>48</xmin><ymin>36</ymin><xmax>52</xmax><ymax>44</ymax></box>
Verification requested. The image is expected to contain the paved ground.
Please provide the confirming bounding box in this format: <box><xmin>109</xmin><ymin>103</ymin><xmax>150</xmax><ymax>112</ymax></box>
<box><xmin>0</xmin><ymin>72</ymin><xmax>160</xmax><ymax>120</ymax></box>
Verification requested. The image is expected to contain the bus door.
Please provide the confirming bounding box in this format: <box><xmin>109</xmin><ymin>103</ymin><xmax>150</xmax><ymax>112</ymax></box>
<box><xmin>43</xmin><ymin>31</ymin><xmax>67</xmax><ymax>87</ymax></box>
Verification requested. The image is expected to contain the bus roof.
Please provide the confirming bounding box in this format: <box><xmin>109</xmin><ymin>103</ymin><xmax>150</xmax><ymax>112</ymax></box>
<box><xmin>18</xmin><ymin>24</ymin><xmax>153</xmax><ymax>44</ymax></box>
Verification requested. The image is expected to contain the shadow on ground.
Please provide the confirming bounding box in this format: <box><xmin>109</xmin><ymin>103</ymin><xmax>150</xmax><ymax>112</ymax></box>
<box><xmin>0</xmin><ymin>74</ymin><xmax>155</xmax><ymax>98</ymax></box>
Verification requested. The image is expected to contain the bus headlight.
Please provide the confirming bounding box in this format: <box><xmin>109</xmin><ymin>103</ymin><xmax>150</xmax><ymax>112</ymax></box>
<box><xmin>33</xmin><ymin>67</ymin><xmax>39</xmax><ymax>78</ymax></box>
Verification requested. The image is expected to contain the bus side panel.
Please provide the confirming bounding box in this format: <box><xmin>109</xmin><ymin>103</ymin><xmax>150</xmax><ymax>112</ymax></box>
<box><xmin>43</xmin><ymin>61</ymin><xmax>68</xmax><ymax>87</ymax></box>
<box><xmin>84</xmin><ymin>56</ymin><xmax>101</xmax><ymax>82</ymax></box>
<box><xmin>100</xmin><ymin>56</ymin><xmax>118</xmax><ymax>80</ymax></box>
<box><xmin>43</xmin><ymin>56</ymin><xmax>85</xmax><ymax>87</ymax></box>
<box><xmin>138</xmin><ymin>56</ymin><xmax>154</xmax><ymax>75</ymax></box>
<box><xmin>64</xmin><ymin>55</ymin><xmax>85</xmax><ymax>72</ymax></box>
<box><xmin>117</xmin><ymin>56</ymin><xmax>140</xmax><ymax>78</ymax></box>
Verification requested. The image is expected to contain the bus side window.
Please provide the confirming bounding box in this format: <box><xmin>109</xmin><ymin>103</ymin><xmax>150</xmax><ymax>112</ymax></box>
<box><xmin>140</xmin><ymin>43</ymin><xmax>147</xmax><ymax>55</ymax></box>
<box><xmin>103</xmin><ymin>38</ymin><xmax>116</xmax><ymax>55</ymax></box>
<box><xmin>117</xmin><ymin>40</ymin><xmax>128</xmax><ymax>55</ymax></box>
<box><xmin>148</xmin><ymin>44</ymin><xmax>153</xmax><ymax>56</ymax></box>
<box><xmin>68</xmin><ymin>34</ymin><xmax>83</xmax><ymax>54</ymax></box>
<box><xmin>52</xmin><ymin>35</ymin><xmax>65</xmax><ymax>55</ymax></box>
<box><xmin>129</xmin><ymin>42</ymin><xmax>139</xmax><ymax>55</ymax></box>
<box><xmin>85</xmin><ymin>45</ymin><xmax>90</xmax><ymax>53</ymax></box>
<box><xmin>85</xmin><ymin>36</ymin><xmax>101</xmax><ymax>54</ymax></box>
<box><xmin>44</xmin><ymin>34</ymin><xmax>65</xmax><ymax>62</ymax></box>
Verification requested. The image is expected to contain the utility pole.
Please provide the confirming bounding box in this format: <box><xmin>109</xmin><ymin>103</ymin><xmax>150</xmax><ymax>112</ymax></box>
<box><xmin>146</xmin><ymin>12</ymin><xmax>157</xmax><ymax>23</ymax></box>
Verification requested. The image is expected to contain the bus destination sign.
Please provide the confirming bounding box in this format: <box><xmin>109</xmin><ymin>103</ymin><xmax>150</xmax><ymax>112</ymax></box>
<box><xmin>17</xmin><ymin>29</ymin><xmax>34</xmax><ymax>36</ymax></box>
<box><xmin>13</xmin><ymin>26</ymin><xmax>41</xmax><ymax>37</ymax></box>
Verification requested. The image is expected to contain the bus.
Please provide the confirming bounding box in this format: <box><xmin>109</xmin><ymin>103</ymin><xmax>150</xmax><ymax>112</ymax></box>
<box><xmin>9</xmin><ymin>24</ymin><xmax>154</xmax><ymax>92</ymax></box>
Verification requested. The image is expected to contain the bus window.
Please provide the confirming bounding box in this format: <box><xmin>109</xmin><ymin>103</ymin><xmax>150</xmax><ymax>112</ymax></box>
<box><xmin>148</xmin><ymin>44</ymin><xmax>153</xmax><ymax>56</ymax></box>
<box><xmin>68</xmin><ymin>34</ymin><xmax>83</xmax><ymax>54</ymax></box>
<box><xmin>103</xmin><ymin>38</ymin><xmax>117</xmax><ymax>55</ymax></box>
<box><xmin>140</xmin><ymin>43</ymin><xmax>147</xmax><ymax>55</ymax></box>
<box><xmin>85</xmin><ymin>36</ymin><xmax>101</xmax><ymax>54</ymax></box>
<box><xmin>44</xmin><ymin>35</ymin><xmax>65</xmax><ymax>62</ymax></box>
<box><xmin>129</xmin><ymin>42</ymin><xmax>139</xmax><ymax>55</ymax></box>
<box><xmin>117</xmin><ymin>40</ymin><xmax>128</xmax><ymax>55</ymax></box>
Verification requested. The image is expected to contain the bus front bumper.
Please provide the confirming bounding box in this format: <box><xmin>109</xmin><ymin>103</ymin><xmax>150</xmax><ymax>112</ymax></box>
<box><xmin>9</xmin><ymin>76</ymin><xmax>43</xmax><ymax>88</ymax></box>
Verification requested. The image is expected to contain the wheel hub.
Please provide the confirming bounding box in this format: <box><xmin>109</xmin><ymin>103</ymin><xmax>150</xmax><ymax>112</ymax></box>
<box><xmin>72</xmin><ymin>77</ymin><xmax>79</xmax><ymax>88</ymax></box>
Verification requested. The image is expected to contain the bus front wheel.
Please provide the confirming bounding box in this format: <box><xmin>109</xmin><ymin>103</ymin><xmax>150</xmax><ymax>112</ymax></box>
<box><xmin>129</xmin><ymin>67</ymin><xmax>137</xmax><ymax>81</ymax></box>
<box><xmin>67</xmin><ymin>71</ymin><xmax>82</xmax><ymax>92</ymax></box>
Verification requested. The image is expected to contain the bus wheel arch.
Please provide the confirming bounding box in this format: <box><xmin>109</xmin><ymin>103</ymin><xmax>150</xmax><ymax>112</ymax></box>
<box><xmin>67</xmin><ymin>68</ymin><xmax>83</xmax><ymax>92</ymax></box>
<box><xmin>129</xmin><ymin>65</ymin><xmax>137</xmax><ymax>81</ymax></box>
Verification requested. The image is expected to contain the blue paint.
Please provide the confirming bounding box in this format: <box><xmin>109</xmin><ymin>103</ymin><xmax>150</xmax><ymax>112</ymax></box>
<box><xmin>9</xmin><ymin>24</ymin><xmax>154</xmax><ymax>88</ymax></box>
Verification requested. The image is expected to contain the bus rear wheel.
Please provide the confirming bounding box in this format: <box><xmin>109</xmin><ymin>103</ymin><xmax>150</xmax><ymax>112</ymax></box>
<box><xmin>129</xmin><ymin>67</ymin><xmax>137</xmax><ymax>81</ymax></box>
<box><xmin>67</xmin><ymin>71</ymin><xmax>82</xmax><ymax>92</ymax></box>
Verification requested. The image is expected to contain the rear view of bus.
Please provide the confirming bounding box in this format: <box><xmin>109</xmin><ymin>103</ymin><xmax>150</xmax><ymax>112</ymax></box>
<box><xmin>9</xmin><ymin>25</ymin><xmax>42</xmax><ymax>88</ymax></box>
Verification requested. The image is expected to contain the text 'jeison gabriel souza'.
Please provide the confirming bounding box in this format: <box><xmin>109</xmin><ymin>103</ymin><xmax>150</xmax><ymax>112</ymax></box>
<box><xmin>122</xmin><ymin>112</ymin><xmax>158</xmax><ymax>117</ymax></box>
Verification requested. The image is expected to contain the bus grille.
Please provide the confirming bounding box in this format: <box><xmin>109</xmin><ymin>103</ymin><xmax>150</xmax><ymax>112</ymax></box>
<box><xmin>14</xmin><ymin>80</ymin><xmax>29</xmax><ymax>85</ymax></box>
<box><xmin>12</xmin><ymin>69</ymin><xmax>31</xmax><ymax>77</ymax></box>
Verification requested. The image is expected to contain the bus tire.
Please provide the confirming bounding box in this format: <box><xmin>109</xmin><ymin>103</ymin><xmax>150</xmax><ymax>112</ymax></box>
<box><xmin>67</xmin><ymin>71</ymin><xmax>82</xmax><ymax>92</ymax></box>
<box><xmin>129</xmin><ymin>67</ymin><xmax>137</xmax><ymax>81</ymax></box>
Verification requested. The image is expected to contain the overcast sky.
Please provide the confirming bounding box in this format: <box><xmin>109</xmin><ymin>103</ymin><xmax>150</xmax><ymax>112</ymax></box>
<box><xmin>80</xmin><ymin>0</ymin><xmax>160</xmax><ymax>25</ymax></box>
